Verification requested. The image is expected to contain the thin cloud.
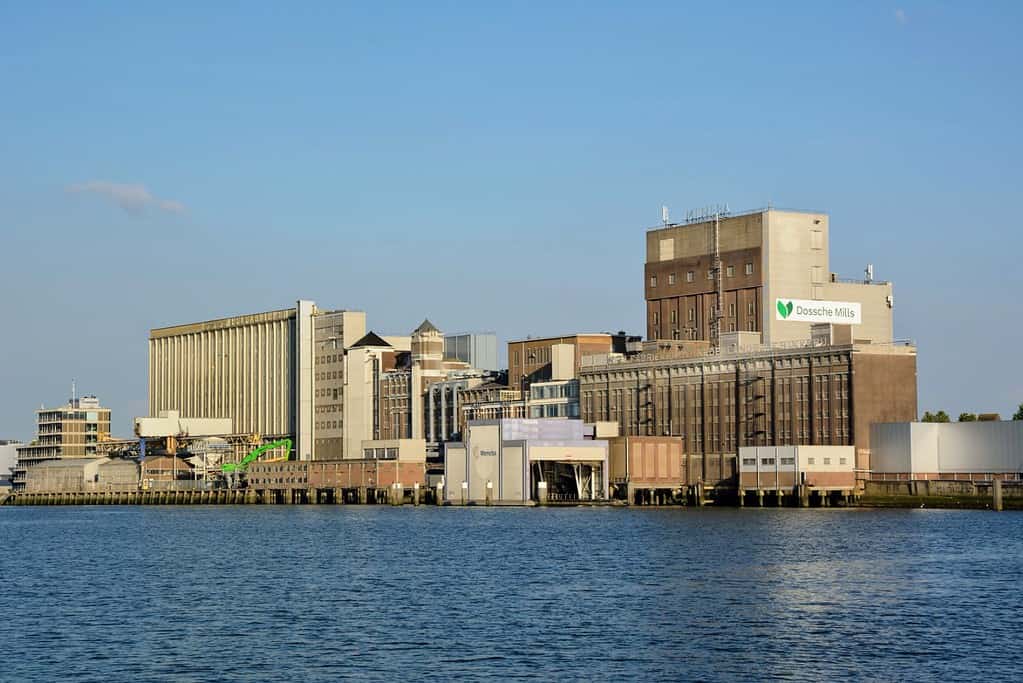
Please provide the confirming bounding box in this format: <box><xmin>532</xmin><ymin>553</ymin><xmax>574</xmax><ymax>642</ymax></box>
<box><xmin>894</xmin><ymin>8</ymin><xmax>907</xmax><ymax>24</ymax></box>
<box><xmin>67</xmin><ymin>181</ymin><xmax>187</xmax><ymax>216</ymax></box>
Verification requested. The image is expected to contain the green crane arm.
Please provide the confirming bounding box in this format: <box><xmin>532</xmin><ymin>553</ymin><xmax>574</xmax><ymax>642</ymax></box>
<box><xmin>221</xmin><ymin>439</ymin><xmax>293</xmax><ymax>473</ymax></box>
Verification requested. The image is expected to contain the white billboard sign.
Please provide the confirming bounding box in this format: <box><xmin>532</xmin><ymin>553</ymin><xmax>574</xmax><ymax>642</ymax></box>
<box><xmin>775</xmin><ymin>298</ymin><xmax>861</xmax><ymax>325</ymax></box>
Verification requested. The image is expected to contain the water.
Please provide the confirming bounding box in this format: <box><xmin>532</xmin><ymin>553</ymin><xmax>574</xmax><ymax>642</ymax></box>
<box><xmin>1</xmin><ymin>506</ymin><xmax>1020</xmax><ymax>682</ymax></box>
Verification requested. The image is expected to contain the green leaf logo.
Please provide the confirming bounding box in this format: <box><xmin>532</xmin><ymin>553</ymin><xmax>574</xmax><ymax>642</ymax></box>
<box><xmin>777</xmin><ymin>300</ymin><xmax>793</xmax><ymax>319</ymax></box>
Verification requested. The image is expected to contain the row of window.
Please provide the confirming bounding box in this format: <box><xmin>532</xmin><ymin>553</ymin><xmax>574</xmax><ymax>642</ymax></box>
<box><xmin>741</xmin><ymin>456</ymin><xmax>848</xmax><ymax>467</ymax></box>
<box><xmin>651</xmin><ymin>263</ymin><xmax>754</xmax><ymax>288</ymax></box>
<box><xmin>654</xmin><ymin>301</ymin><xmax>757</xmax><ymax>326</ymax></box>
<box><xmin>651</xmin><ymin>321</ymin><xmax>758</xmax><ymax>340</ymax></box>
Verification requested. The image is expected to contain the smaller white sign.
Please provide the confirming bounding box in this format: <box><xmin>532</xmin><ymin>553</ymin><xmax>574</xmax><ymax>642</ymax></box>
<box><xmin>775</xmin><ymin>298</ymin><xmax>861</xmax><ymax>325</ymax></box>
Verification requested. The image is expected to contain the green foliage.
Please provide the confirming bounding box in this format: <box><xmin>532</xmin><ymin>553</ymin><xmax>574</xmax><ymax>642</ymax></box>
<box><xmin>921</xmin><ymin>410</ymin><xmax>951</xmax><ymax>423</ymax></box>
<box><xmin>1014</xmin><ymin>404</ymin><xmax>1023</xmax><ymax>421</ymax></box>
<box><xmin>958</xmin><ymin>413</ymin><xmax>977</xmax><ymax>422</ymax></box>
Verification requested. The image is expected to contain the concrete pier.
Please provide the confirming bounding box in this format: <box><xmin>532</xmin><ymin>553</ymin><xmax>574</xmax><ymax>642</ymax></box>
<box><xmin>994</xmin><ymin>479</ymin><xmax>1003</xmax><ymax>511</ymax></box>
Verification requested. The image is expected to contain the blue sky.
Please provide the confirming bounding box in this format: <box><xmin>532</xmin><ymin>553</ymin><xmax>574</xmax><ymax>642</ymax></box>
<box><xmin>1</xmin><ymin>1</ymin><xmax>1021</xmax><ymax>437</ymax></box>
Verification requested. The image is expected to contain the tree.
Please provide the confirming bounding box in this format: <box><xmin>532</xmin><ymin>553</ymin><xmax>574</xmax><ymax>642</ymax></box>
<box><xmin>1014</xmin><ymin>404</ymin><xmax>1023</xmax><ymax>421</ymax></box>
<box><xmin>922</xmin><ymin>410</ymin><xmax>950</xmax><ymax>423</ymax></box>
<box><xmin>958</xmin><ymin>412</ymin><xmax>977</xmax><ymax>422</ymax></box>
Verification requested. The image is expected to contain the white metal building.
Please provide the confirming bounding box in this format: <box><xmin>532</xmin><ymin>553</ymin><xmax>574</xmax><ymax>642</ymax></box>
<box><xmin>870</xmin><ymin>421</ymin><xmax>1023</xmax><ymax>480</ymax></box>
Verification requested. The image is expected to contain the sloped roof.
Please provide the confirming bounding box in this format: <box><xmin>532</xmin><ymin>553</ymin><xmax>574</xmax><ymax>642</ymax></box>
<box><xmin>350</xmin><ymin>331</ymin><xmax>392</xmax><ymax>349</ymax></box>
<box><xmin>413</xmin><ymin>319</ymin><xmax>440</xmax><ymax>335</ymax></box>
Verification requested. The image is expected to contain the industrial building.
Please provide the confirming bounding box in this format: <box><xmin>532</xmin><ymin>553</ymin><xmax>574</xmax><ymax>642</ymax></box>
<box><xmin>507</xmin><ymin>332</ymin><xmax>638</xmax><ymax>390</ymax></box>
<box><xmin>149</xmin><ymin>301</ymin><xmax>366</xmax><ymax>461</ymax></box>
<box><xmin>12</xmin><ymin>394</ymin><xmax>112</xmax><ymax>490</ymax></box>
<box><xmin>23</xmin><ymin>457</ymin><xmax>138</xmax><ymax>493</ymax></box>
<box><xmin>644</xmin><ymin>207</ymin><xmax>894</xmax><ymax>345</ymax></box>
<box><xmin>738</xmin><ymin>445</ymin><xmax>856</xmax><ymax>505</ymax></box>
<box><xmin>870</xmin><ymin>421</ymin><xmax>1023</xmax><ymax>481</ymax></box>
<box><xmin>148</xmin><ymin>304</ymin><xmax>505</xmax><ymax>463</ymax></box>
<box><xmin>444</xmin><ymin>419</ymin><xmax>609</xmax><ymax>504</ymax></box>
<box><xmin>579</xmin><ymin>338</ymin><xmax>917</xmax><ymax>486</ymax></box>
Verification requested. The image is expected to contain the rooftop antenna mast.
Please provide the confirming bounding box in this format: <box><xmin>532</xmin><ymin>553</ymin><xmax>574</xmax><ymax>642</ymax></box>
<box><xmin>72</xmin><ymin>378</ymin><xmax>76</xmax><ymax>403</ymax></box>
<box><xmin>710</xmin><ymin>211</ymin><xmax>724</xmax><ymax>348</ymax></box>
<box><xmin>661</xmin><ymin>205</ymin><xmax>670</xmax><ymax>227</ymax></box>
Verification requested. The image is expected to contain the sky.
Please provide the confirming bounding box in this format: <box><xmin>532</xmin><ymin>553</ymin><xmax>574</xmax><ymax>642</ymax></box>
<box><xmin>1</xmin><ymin>1</ymin><xmax>1021</xmax><ymax>438</ymax></box>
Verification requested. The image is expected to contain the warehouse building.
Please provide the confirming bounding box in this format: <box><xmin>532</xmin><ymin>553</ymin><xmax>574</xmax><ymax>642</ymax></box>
<box><xmin>23</xmin><ymin>457</ymin><xmax>138</xmax><ymax>493</ymax></box>
<box><xmin>579</xmin><ymin>337</ymin><xmax>917</xmax><ymax>482</ymax></box>
<box><xmin>870</xmin><ymin>421</ymin><xmax>1023</xmax><ymax>481</ymax></box>
<box><xmin>738</xmin><ymin>445</ymin><xmax>856</xmax><ymax>505</ymax></box>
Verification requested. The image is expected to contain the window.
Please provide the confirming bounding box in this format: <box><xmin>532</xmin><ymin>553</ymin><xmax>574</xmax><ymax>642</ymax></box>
<box><xmin>745</xmin><ymin>263</ymin><xmax>754</xmax><ymax>275</ymax></box>
<box><xmin>761</xmin><ymin>457</ymin><xmax>776</xmax><ymax>466</ymax></box>
<box><xmin>808</xmin><ymin>457</ymin><xmax>815</xmax><ymax>465</ymax></box>
<box><xmin>742</xmin><ymin>458</ymin><xmax>756</xmax><ymax>466</ymax></box>
<box><xmin>688</xmin><ymin>308</ymin><xmax>695</xmax><ymax>322</ymax></box>
<box><xmin>670</xmin><ymin>310</ymin><xmax>677</xmax><ymax>324</ymax></box>
<box><xmin>781</xmin><ymin>457</ymin><xmax>795</xmax><ymax>465</ymax></box>
<box><xmin>839</xmin><ymin>457</ymin><xmax>847</xmax><ymax>465</ymax></box>
<box><xmin>729</xmin><ymin>303</ymin><xmax>736</xmax><ymax>316</ymax></box>
<box><xmin>650</xmin><ymin>275</ymin><xmax>657</xmax><ymax>288</ymax></box>
<box><xmin>748</xmin><ymin>302</ymin><xmax>755</xmax><ymax>315</ymax></box>
<box><xmin>823</xmin><ymin>458</ymin><xmax>831</xmax><ymax>465</ymax></box>
<box><xmin>686</xmin><ymin>271</ymin><xmax>694</xmax><ymax>282</ymax></box>
<box><xmin>653</xmin><ymin>312</ymin><xmax>659</xmax><ymax>325</ymax></box>
<box><xmin>726</xmin><ymin>265</ymin><xmax>734</xmax><ymax>277</ymax></box>
<box><xmin>668</xmin><ymin>273</ymin><xmax>676</xmax><ymax>285</ymax></box>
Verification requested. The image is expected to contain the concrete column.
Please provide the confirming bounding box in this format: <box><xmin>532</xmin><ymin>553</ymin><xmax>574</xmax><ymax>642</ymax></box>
<box><xmin>993</xmin><ymin>479</ymin><xmax>1003</xmax><ymax>512</ymax></box>
<box><xmin>428</xmin><ymin>386</ymin><xmax>436</xmax><ymax>444</ymax></box>
<box><xmin>460</xmin><ymin>481</ymin><xmax>468</xmax><ymax>506</ymax></box>
<box><xmin>485</xmin><ymin>481</ymin><xmax>493</xmax><ymax>506</ymax></box>
<box><xmin>358</xmin><ymin>487</ymin><xmax>367</xmax><ymax>504</ymax></box>
<box><xmin>799</xmin><ymin>485</ymin><xmax>809</xmax><ymax>508</ymax></box>
<box><xmin>757</xmin><ymin>489</ymin><xmax>764</xmax><ymax>507</ymax></box>
<box><xmin>435</xmin><ymin>482</ymin><xmax>444</xmax><ymax>506</ymax></box>
<box><xmin>737</xmin><ymin>489</ymin><xmax>745</xmax><ymax>507</ymax></box>
<box><xmin>413</xmin><ymin>483</ymin><xmax>420</xmax><ymax>506</ymax></box>
<box><xmin>452</xmin><ymin>386</ymin><xmax>460</xmax><ymax>439</ymax></box>
<box><xmin>440</xmin><ymin>387</ymin><xmax>448</xmax><ymax>442</ymax></box>
<box><xmin>626</xmin><ymin>483</ymin><xmax>636</xmax><ymax>506</ymax></box>
<box><xmin>536</xmin><ymin>481</ymin><xmax>548</xmax><ymax>506</ymax></box>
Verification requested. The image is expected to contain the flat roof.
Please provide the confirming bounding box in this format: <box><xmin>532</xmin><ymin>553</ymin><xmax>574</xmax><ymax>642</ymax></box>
<box><xmin>150</xmin><ymin>307</ymin><xmax>296</xmax><ymax>338</ymax></box>
<box><xmin>645</xmin><ymin>206</ymin><xmax>827</xmax><ymax>235</ymax></box>
<box><xmin>507</xmin><ymin>333</ymin><xmax>615</xmax><ymax>344</ymax></box>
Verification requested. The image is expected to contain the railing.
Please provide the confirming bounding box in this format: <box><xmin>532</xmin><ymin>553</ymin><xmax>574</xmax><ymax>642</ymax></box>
<box><xmin>581</xmin><ymin>338</ymin><xmax>916</xmax><ymax>369</ymax></box>
<box><xmin>829</xmin><ymin>276</ymin><xmax>891</xmax><ymax>286</ymax></box>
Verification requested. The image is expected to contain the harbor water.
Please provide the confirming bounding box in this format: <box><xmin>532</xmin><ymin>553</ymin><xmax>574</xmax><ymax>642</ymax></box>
<box><xmin>1</xmin><ymin>506</ymin><xmax>1020</xmax><ymax>681</ymax></box>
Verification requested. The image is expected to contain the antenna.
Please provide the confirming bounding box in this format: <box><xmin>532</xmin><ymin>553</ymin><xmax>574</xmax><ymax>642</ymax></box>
<box><xmin>711</xmin><ymin>211</ymin><xmax>724</xmax><ymax>348</ymax></box>
<box><xmin>661</xmin><ymin>205</ymin><xmax>670</xmax><ymax>226</ymax></box>
<box><xmin>72</xmin><ymin>378</ymin><xmax>76</xmax><ymax>402</ymax></box>
<box><xmin>865</xmin><ymin>264</ymin><xmax>874</xmax><ymax>283</ymax></box>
